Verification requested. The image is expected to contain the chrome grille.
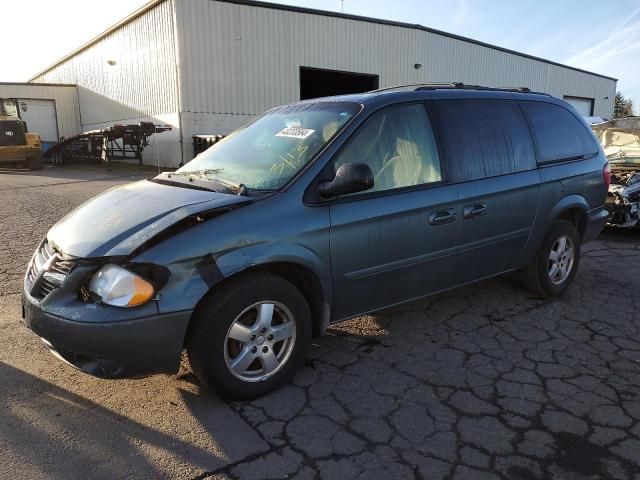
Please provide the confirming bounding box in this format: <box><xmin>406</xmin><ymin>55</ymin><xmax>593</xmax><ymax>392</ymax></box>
<box><xmin>40</xmin><ymin>277</ymin><xmax>58</xmax><ymax>296</ymax></box>
<box><xmin>27</xmin><ymin>240</ymin><xmax>77</xmax><ymax>299</ymax></box>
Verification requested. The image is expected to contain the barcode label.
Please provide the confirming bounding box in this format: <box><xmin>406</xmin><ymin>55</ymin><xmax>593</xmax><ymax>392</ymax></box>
<box><xmin>276</xmin><ymin>127</ymin><xmax>315</xmax><ymax>139</ymax></box>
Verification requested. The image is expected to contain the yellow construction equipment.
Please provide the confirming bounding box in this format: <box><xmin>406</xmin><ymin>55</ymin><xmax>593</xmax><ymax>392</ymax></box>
<box><xmin>0</xmin><ymin>100</ymin><xmax>43</xmax><ymax>170</ymax></box>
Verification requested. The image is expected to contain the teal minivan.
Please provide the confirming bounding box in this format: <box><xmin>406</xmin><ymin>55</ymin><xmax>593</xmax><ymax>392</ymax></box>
<box><xmin>23</xmin><ymin>84</ymin><xmax>609</xmax><ymax>399</ymax></box>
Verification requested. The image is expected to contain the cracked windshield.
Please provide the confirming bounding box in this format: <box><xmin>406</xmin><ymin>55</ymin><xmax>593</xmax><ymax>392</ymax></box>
<box><xmin>177</xmin><ymin>101</ymin><xmax>361</xmax><ymax>189</ymax></box>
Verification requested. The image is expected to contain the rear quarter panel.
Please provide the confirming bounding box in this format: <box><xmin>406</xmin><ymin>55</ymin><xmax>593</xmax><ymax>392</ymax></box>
<box><xmin>520</xmin><ymin>153</ymin><xmax>607</xmax><ymax>265</ymax></box>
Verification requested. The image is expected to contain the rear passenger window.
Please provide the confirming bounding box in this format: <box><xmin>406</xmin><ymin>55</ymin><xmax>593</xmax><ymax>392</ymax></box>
<box><xmin>333</xmin><ymin>103</ymin><xmax>442</xmax><ymax>193</ymax></box>
<box><xmin>436</xmin><ymin>99</ymin><xmax>536</xmax><ymax>182</ymax></box>
<box><xmin>521</xmin><ymin>101</ymin><xmax>598</xmax><ymax>163</ymax></box>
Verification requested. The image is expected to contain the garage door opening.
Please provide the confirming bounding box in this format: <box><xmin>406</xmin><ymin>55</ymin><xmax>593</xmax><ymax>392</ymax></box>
<box><xmin>563</xmin><ymin>96</ymin><xmax>594</xmax><ymax>117</ymax></box>
<box><xmin>17</xmin><ymin>98</ymin><xmax>60</xmax><ymax>152</ymax></box>
<box><xmin>300</xmin><ymin>67</ymin><xmax>379</xmax><ymax>100</ymax></box>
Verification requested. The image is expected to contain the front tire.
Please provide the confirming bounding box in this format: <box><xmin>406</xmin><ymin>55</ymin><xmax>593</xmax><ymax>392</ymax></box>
<box><xmin>186</xmin><ymin>273</ymin><xmax>311</xmax><ymax>400</ymax></box>
<box><xmin>520</xmin><ymin>220</ymin><xmax>581</xmax><ymax>297</ymax></box>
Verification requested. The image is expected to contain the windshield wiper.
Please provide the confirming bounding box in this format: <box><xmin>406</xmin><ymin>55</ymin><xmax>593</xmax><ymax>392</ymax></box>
<box><xmin>201</xmin><ymin>172</ymin><xmax>245</xmax><ymax>195</ymax></box>
<box><xmin>173</xmin><ymin>169</ymin><xmax>248</xmax><ymax>196</ymax></box>
<box><xmin>170</xmin><ymin>168</ymin><xmax>224</xmax><ymax>177</ymax></box>
<box><xmin>152</xmin><ymin>174</ymin><xmax>219</xmax><ymax>193</ymax></box>
<box><xmin>165</xmin><ymin>169</ymin><xmax>232</xmax><ymax>194</ymax></box>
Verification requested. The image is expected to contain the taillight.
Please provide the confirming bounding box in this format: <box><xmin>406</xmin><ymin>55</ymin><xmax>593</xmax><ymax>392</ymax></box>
<box><xmin>603</xmin><ymin>163</ymin><xmax>611</xmax><ymax>189</ymax></box>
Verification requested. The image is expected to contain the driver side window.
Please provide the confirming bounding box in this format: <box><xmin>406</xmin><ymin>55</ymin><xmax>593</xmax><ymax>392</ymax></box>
<box><xmin>333</xmin><ymin>103</ymin><xmax>442</xmax><ymax>193</ymax></box>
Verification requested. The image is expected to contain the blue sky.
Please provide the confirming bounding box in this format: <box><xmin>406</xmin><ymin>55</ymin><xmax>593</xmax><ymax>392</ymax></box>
<box><xmin>3</xmin><ymin>0</ymin><xmax>639</xmax><ymax>113</ymax></box>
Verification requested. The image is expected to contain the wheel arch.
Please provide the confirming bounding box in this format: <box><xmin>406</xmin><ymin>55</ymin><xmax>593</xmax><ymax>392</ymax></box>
<box><xmin>520</xmin><ymin>194</ymin><xmax>589</xmax><ymax>267</ymax></box>
<box><xmin>230</xmin><ymin>261</ymin><xmax>329</xmax><ymax>338</ymax></box>
<box><xmin>546</xmin><ymin>195</ymin><xmax>589</xmax><ymax>241</ymax></box>
<box><xmin>186</xmin><ymin>249</ymin><xmax>332</xmax><ymax>341</ymax></box>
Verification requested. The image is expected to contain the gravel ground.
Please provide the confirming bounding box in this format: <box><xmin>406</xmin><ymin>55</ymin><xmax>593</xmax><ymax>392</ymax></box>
<box><xmin>1</xmin><ymin>165</ymin><xmax>639</xmax><ymax>480</ymax></box>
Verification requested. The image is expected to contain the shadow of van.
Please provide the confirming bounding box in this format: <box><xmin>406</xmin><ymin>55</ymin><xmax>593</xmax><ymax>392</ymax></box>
<box><xmin>0</xmin><ymin>362</ymin><xmax>265</xmax><ymax>479</ymax></box>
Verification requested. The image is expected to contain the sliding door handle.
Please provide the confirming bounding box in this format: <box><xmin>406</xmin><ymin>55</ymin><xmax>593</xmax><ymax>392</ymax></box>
<box><xmin>463</xmin><ymin>203</ymin><xmax>487</xmax><ymax>219</ymax></box>
<box><xmin>428</xmin><ymin>208</ymin><xmax>456</xmax><ymax>226</ymax></box>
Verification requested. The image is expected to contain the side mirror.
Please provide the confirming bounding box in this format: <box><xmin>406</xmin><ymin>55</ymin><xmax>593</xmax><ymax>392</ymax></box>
<box><xmin>318</xmin><ymin>163</ymin><xmax>374</xmax><ymax>198</ymax></box>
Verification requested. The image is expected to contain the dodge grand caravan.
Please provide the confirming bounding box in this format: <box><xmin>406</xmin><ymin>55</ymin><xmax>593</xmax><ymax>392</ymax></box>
<box><xmin>23</xmin><ymin>84</ymin><xmax>610</xmax><ymax>399</ymax></box>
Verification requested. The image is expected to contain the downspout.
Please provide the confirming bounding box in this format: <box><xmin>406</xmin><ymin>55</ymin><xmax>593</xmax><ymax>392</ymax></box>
<box><xmin>170</xmin><ymin>0</ymin><xmax>185</xmax><ymax>167</ymax></box>
<box><xmin>75</xmin><ymin>86</ymin><xmax>84</xmax><ymax>135</ymax></box>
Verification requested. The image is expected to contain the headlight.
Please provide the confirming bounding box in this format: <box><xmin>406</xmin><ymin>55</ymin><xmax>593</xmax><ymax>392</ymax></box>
<box><xmin>89</xmin><ymin>264</ymin><xmax>155</xmax><ymax>307</ymax></box>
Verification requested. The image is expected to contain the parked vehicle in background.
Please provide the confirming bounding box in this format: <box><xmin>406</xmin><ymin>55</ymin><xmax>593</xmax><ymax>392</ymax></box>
<box><xmin>22</xmin><ymin>84</ymin><xmax>609</xmax><ymax>399</ymax></box>
<box><xmin>0</xmin><ymin>114</ymin><xmax>43</xmax><ymax>170</ymax></box>
<box><xmin>592</xmin><ymin>117</ymin><xmax>640</xmax><ymax>228</ymax></box>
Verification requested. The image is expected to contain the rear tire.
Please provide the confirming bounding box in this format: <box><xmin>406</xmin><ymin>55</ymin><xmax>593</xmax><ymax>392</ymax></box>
<box><xmin>521</xmin><ymin>221</ymin><xmax>581</xmax><ymax>297</ymax></box>
<box><xmin>186</xmin><ymin>273</ymin><xmax>311</xmax><ymax>400</ymax></box>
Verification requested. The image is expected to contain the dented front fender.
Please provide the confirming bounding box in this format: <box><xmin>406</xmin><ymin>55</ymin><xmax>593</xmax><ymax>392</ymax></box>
<box><xmin>132</xmin><ymin>193</ymin><xmax>332</xmax><ymax>316</ymax></box>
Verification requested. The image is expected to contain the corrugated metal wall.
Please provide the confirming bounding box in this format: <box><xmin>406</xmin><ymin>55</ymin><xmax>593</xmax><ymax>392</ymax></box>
<box><xmin>0</xmin><ymin>83</ymin><xmax>80</xmax><ymax>139</ymax></box>
<box><xmin>32</xmin><ymin>0</ymin><xmax>178</xmax><ymax>129</ymax></box>
<box><xmin>175</xmin><ymin>0</ymin><xmax>616</xmax><ymax>161</ymax></box>
<box><xmin>175</xmin><ymin>1</ymin><xmax>437</xmax><ymax>115</ymax></box>
<box><xmin>31</xmin><ymin>0</ymin><xmax>181</xmax><ymax>165</ymax></box>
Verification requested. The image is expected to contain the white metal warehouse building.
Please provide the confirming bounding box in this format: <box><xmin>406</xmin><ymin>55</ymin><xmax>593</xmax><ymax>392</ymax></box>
<box><xmin>11</xmin><ymin>0</ymin><xmax>618</xmax><ymax>166</ymax></box>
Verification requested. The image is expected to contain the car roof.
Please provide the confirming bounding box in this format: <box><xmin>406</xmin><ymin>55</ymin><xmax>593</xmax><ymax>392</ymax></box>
<box><xmin>297</xmin><ymin>84</ymin><xmax>561</xmax><ymax>110</ymax></box>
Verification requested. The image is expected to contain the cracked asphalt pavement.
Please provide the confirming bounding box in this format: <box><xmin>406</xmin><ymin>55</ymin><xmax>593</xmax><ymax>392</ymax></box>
<box><xmin>1</xmin><ymin>166</ymin><xmax>639</xmax><ymax>480</ymax></box>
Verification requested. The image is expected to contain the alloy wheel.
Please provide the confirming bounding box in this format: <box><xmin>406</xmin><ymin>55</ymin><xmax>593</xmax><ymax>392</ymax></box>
<box><xmin>223</xmin><ymin>301</ymin><xmax>297</xmax><ymax>382</ymax></box>
<box><xmin>548</xmin><ymin>235</ymin><xmax>575</xmax><ymax>285</ymax></box>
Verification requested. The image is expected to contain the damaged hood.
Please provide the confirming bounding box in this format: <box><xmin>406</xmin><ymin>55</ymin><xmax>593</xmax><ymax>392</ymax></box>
<box><xmin>48</xmin><ymin>179</ymin><xmax>249</xmax><ymax>258</ymax></box>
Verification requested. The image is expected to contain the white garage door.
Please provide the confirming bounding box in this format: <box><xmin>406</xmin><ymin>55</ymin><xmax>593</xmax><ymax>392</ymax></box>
<box><xmin>18</xmin><ymin>99</ymin><xmax>59</xmax><ymax>143</ymax></box>
<box><xmin>563</xmin><ymin>96</ymin><xmax>594</xmax><ymax>117</ymax></box>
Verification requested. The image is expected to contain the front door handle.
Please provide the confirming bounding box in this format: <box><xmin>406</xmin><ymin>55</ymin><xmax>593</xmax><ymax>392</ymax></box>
<box><xmin>463</xmin><ymin>203</ymin><xmax>487</xmax><ymax>219</ymax></box>
<box><xmin>428</xmin><ymin>208</ymin><xmax>456</xmax><ymax>226</ymax></box>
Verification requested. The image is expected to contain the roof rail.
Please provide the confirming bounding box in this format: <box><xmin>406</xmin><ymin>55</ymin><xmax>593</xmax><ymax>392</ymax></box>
<box><xmin>368</xmin><ymin>82</ymin><xmax>550</xmax><ymax>96</ymax></box>
<box><xmin>369</xmin><ymin>82</ymin><xmax>459</xmax><ymax>93</ymax></box>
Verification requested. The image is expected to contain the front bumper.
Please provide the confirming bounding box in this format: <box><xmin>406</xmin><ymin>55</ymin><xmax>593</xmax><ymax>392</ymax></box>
<box><xmin>583</xmin><ymin>206</ymin><xmax>610</xmax><ymax>242</ymax></box>
<box><xmin>22</xmin><ymin>289</ymin><xmax>192</xmax><ymax>379</ymax></box>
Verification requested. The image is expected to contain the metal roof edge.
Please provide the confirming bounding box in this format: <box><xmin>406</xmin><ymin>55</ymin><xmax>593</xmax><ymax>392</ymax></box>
<box><xmin>27</xmin><ymin>0</ymin><xmax>618</xmax><ymax>84</ymax></box>
<box><xmin>0</xmin><ymin>81</ymin><xmax>77</xmax><ymax>88</ymax></box>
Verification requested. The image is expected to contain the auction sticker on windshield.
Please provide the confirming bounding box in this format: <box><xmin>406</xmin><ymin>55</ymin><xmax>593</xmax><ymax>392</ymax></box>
<box><xmin>276</xmin><ymin>127</ymin><xmax>315</xmax><ymax>139</ymax></box>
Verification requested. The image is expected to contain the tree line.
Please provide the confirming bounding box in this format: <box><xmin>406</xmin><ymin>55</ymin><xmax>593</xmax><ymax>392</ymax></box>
<box><xmin>614</xmin><ymin>92</ymin><xmax>634</xmax><ymax>118</ymax></box>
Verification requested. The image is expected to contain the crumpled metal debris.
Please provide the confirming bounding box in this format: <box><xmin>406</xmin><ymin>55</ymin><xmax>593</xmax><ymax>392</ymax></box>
<box><xmin>592</xmin><ymin>117</ymin><xmax>640</xmax><ymax>228</ymax></box>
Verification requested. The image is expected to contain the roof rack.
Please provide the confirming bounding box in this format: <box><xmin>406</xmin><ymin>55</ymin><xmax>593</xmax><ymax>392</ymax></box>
<box><xmin>369</xmin><ymin>82</ymin><xmax>550</xmax><ymax>96</ymax></box>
